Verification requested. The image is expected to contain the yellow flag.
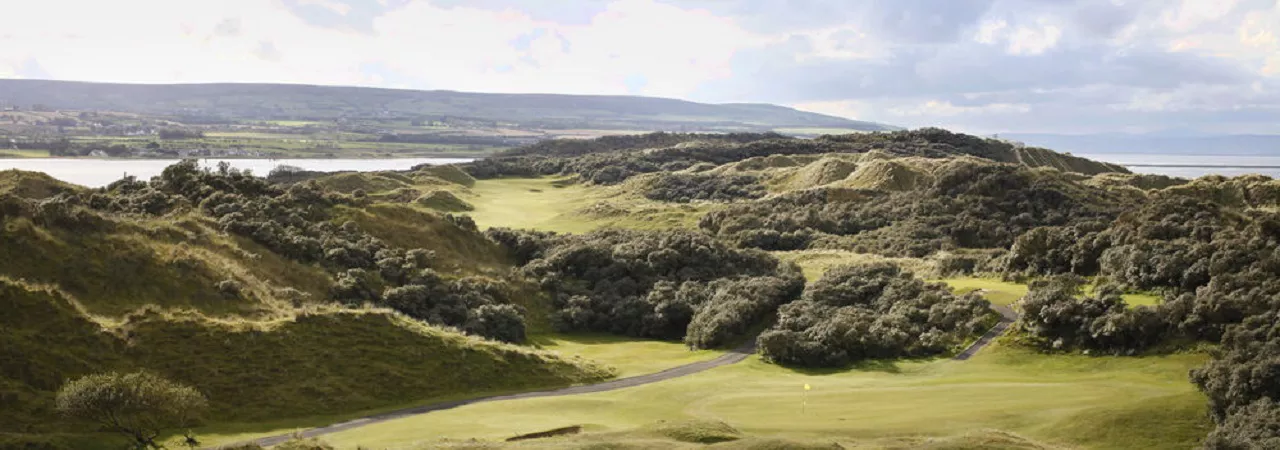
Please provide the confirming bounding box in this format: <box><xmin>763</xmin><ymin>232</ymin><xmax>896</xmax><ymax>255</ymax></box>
<box><xmin>804</xmin><ymin>383</ymin><xmax>811</xmax><ymax>391</ymax></box>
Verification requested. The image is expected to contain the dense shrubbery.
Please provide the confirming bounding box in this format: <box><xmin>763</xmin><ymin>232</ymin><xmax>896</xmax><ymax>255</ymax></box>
<box><xmin>462</xmin><ymin>129</ymin><xmax>1124</xmax><ymax>184</ymax></box>
<box><xmin>700</xmin><ymin>163</ymin><xmax>1125</xmax><ymax>256</ymax></box>
<box><xmin>487</xmin><ymin>228</ymin><xmax>803</xmax><ymax>348</ymax></box>
<box><xmin>68</xmin><ymin>160</ymin><xmax>527</xmax><ymax>342</ymax></box>
<box><xmin>757</xmin><ymin>263</ymin><xmax>992</xmax><ymax>367</ymax></box>
<box><xmin>641</xmin><ymin>173</ymin><xmax>765</xmax><ymax>203</ymax></box>
<box><xmin>997</xmin><ymin>176</ymin><xmax>1280</xmax><ymax>446</ymax></box>
<box><xmin>1016</xmin><ymin>276</ymin><xmax>1167</xmax><ymax>353</ymax></box>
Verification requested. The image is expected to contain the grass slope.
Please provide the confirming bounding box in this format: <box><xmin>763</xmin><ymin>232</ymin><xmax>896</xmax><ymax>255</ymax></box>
<box><xmin>2</xmin><ymin>279</ymin><xmax>612</xmax><ymax>448</ymax></box>
<box><xmin>314</xmin><ymin>343</ymin><xmax>1210</xmax><ymax>449</ymax></box>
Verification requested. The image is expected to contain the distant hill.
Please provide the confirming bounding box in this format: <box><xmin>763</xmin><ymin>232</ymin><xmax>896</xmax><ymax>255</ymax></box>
<box><xmin>0</xmin><ymin>79</ymin><xmax>895</xmax><ymax>132</ymax></box>
<box><xmin>1004</xmin><ymin>133</ymin><xmax>1280</xmax><ymax>156</ymax></box>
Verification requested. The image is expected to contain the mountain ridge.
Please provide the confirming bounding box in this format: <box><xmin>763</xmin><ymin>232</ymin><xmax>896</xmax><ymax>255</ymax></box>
<box><xmin>0</xmin><ymin>79</ymin><xmax>894</xmax><ymax>132</ymax></box>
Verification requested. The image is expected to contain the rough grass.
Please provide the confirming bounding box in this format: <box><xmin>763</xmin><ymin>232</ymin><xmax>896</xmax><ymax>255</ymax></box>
<box><xmin>331</xmin><ymin>204</ymin><xmax>509</xmax><ymax>276</ymax></box>
<box><xmin>316</xmin><ymin>342</ymin><xmax>1210</xmax><ymax>450</ymax></box>
<box><xmin>1</xmin><ymin>280</ymin><xmax>612</xmax><ymax>448</ymax></box>
<box><xmin>0</xmin><ymin>169</ymin><xmax>80</xmax><ymax>199</ymax></box>
<box><xmin>417</xmin><ymin>190</ymin><xmax>475</xmax><ymax>212</ymax></box>
<box><xmin>314</xmin><ymin>172</ymin><xmax>410</xmax><ymax>193</ymax></box>
<box><xmin>0</xmin><ymin>214</ymin><xmax>299</xmax><ymax>317</ymax></box>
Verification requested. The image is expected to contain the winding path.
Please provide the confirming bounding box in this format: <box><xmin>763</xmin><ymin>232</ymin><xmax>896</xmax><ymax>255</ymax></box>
<box><xmin>953</xmin><ymin>304</ymin><xmax>1019</xmax><ymax>361</ymax></box>
<box><xmin>218</xmin><ymin>303</ymin><xmax>1018</xmax><ymax>448</ymax></box>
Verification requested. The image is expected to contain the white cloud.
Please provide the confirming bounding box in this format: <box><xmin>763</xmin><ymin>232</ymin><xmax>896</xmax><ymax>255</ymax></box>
<box><xmin>972</xmin><ymin>17</ymin><xmax>1061</xmax><ymax>55</ymax></box>
<box><xmin>889</xmin><ymin>100</ymin><xmax>1031</xmax><ymax>117</ymax></box>
<box><xmin>1007</xmin><ymin>20</ymin><xmax>1063</xmax><ymax>55</ymax></box>
<box><xmin>1163</xmin><ymin>0</ymin><xmax>1239</xmax><ymax>32</ymax></box>
<box><xmin>294</xmin><ymin>0</ymin><xmax>353</xmax><ymax>16</ymax></box>
<box><xmin>0</xmin><ymin>0</ymin><xmax>763</xmax><ymax>99</ymax></box>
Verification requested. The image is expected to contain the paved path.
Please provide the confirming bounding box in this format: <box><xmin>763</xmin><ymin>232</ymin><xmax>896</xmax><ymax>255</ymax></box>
<box><xmin>217</xmin><ymin>303</ymin><xmax>1018</xmax><ymax>448</ymax></box>
<box><xmin>953</xmin><ymin>304</ymin><xmax>1018</xmax><ymax>361</ymax></box>
<box><xmin>215</xmin><ymin>339</ymin><xmax>758</xmax><ymax>448</ymax></box>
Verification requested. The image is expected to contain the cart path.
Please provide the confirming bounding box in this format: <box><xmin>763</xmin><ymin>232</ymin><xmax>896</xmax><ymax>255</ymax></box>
<box><xmin>218</xmin><ymin>304</ymin><xmax>1017</xmax><ymax>448</ymax></box>
<box><xmin>215</xmin><ymin>338</ymin><xmax>758</xmax><ymax>448</ymax></box>
<box><xmin>953</xmin><ymin>304</ymin><xmax>1019</xmax><ymax>361</ymax></box>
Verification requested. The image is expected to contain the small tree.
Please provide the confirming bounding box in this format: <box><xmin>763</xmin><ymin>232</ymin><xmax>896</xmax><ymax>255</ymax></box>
<box><xmin>56</xmin><ymin>371</ymin><xmax>209</xmax><ymax>449</ymax></box>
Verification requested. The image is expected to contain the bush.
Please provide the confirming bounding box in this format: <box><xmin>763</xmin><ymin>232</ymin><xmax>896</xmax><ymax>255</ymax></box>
<box><xmin>758</xmin><ymin>263</ymin><xmax>991</xmax><ymax>367</ymax></box>
<box><xmin>55</xmin><ymin>371</ymin><xmax>207</xmax><ymax>449</ymax></box>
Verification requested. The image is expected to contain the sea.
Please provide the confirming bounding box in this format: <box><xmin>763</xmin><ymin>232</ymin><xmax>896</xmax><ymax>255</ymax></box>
<box><xmin>0</xmin><ymin>158</ymin><xmax>473</xmax><ymax>188</ymax></box>
<box><xmin>0</xmin><ymin>154</ymin><xmax>1277</xmax><ymax>188</ymax></box>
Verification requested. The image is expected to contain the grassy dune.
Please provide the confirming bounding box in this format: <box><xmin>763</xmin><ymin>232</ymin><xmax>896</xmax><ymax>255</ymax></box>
<box><xmin>318</xmin><ymin>343</ymin><xmax>1210</xmax><ymax>449</ymax></box>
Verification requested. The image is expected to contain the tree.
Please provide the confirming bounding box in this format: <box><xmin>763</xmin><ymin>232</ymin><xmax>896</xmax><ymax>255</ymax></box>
<box><xmin>55</xmin><ymin>371</ymin><xmax>209</xmax><ymax>449</ymax></box>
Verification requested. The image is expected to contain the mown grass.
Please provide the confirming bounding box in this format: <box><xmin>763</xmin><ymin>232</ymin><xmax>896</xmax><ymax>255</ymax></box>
<box><xmin>463</xmin><ymin>177</ymin><xmax>710</xmax><ymax>233</ymax></box>
<box><xmin>532</xmin><ymin>333</ymin><xmax>722</xmax><ymax>377</ymax></box>
<box><xmin>319</xmin><ymin>341</ymin><xmax>1210</xmax><ymax>449</ymax></box>
<box><xmin>937</xmin><ymin>277</ymin><xmax>1030</xmax><ymax>306</ymax></box>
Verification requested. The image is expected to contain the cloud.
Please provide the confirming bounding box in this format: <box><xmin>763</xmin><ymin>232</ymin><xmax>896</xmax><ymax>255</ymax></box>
<box><xmin>213</xmin><ymin>18</ymin><xmax>242</xmax><ymax>37</ymax></box>
<box><xmin>253</xmin><ymin>41</ymin><xmax>284</xmax><ymax>62</ymax></box>
<box><xmin>2</xmin><ymin>0</ymin><xmax>1280</xmax><ymax>133</ymax></box>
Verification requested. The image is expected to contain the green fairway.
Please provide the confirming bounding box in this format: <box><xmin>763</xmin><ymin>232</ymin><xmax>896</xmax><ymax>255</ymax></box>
<box><xmin>464</xmin><ymin>177</ymin><xmax>710</xmax><ymax>233</ymax></box>
<box><xmin>534</xmin><ymin>333</ymin><xmax>723</xmax><ymax>377</ymax></box>
<box><xmin>315</xmin><ymin>343</ymin><xmax>1210</xmax><ymax>449</ymax></box>
<box><xmin>937</xmin><ymin>277</ymin><xmax>1030</xmax><ymax>306</ymax></box>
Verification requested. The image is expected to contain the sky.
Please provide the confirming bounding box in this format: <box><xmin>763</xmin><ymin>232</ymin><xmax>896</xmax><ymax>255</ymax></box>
<box><xmin>1</xmin><ymin>0</ymin><xmax>1278</xmax><ymax>135</ymax></box>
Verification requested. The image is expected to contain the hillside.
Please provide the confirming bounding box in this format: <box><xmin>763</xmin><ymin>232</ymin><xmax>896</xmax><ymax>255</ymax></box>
<box><xmin>0</xmin><ymin>168</ymin><xmax>612</xmax><ymax>448</ymax></box>
<box><xmin>0</xmin><ymin>79</ymin><xmax>894</xmax><ymax>132</ymax></box>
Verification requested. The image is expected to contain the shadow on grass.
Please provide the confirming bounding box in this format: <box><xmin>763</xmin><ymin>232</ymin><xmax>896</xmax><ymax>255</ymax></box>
<box><xmin>528</xmin><ymin>332</ymin><xmax>663</xmax><ymax>348</ymax></box>
<box><xmin>773</xmin><ymin>358</ymin><xmax>906</xmax><ymax>376</ymax></box>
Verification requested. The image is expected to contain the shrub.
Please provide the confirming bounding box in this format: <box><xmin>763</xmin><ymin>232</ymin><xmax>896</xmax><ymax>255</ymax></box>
<box><xmin>55</xmin><ymin>371</ymin><xmax>207</xmax><ymax>449</ymax></box>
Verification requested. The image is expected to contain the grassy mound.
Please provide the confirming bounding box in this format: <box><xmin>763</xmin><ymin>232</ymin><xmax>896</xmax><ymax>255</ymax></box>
<box><xmin>643</xmin><ymin>419</ymin><xmax>743</xmax><ymax>444</ymax></box>
<box><xmin>774</xmin><ymin>156</ymin><xmax>858</xmax><ymax>190</ymax></box>
<box><xmin>0</xmin><ymin>213</ymin><xmax>330</xmax><ymax>317</ymax></box>
<box><xmin>1087</xmin><ymin>173</ymin><xmax>1186</xmax><ymax>191</ymax></box>
<box><xmin>839</xmin><ymin>159</ymin><xmax>934</xmax><ymax>192</ymax></box>
<box><xmin>417</xmin><ymin>165</ymin><xmax>478</xmax><ymax>188</ymax></box>
<box><xmin>314</xmin><ymin>172</ymin><xmax>411</xmax><ymax>193</ymax></box>
<box><xmin>1011</xmin><ymin>147</ymin><xmax>1127</xmax><ymax>175</ymax></box>
<box><xmin>417</xmin><ymin>190</ymin><xmax>475</xmax><ymax>212</ymax></box>
<box><xmin>1</xmin><ymin>279</ymin><xmax>611</xmax><ymax>445</ymax></box>
<box><xmin>0</xmin><ymin>170</ymin><xmax>80</xmax><ymax>199</ymax></box>
<box><xmin>331</xmin><ymin>204</ymin><xmax>508</xmax><ymax>275</ymax></box>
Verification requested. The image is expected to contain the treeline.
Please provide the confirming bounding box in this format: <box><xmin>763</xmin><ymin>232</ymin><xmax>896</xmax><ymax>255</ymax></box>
<box><xmin>487</xmin><ymin>228</ymin><xmax>804</xmax><ymax>348</ymax></box>
<box><xmin>36</xmin><ymin>160</ymin><xmax>527</xmax><ymax>342</ymax></box>
<box><xmin>1001</xmin><ymin>176</ymin><xmax>1280</xmax><ymax>448</ymax></box>
<box><xmin>374</xmin><ymin>133</ymin><xmax>519</xmax><ymax>147</ymax></box>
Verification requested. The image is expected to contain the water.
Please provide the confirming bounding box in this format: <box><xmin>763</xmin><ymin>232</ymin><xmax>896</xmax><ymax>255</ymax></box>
<box><xmin>0</xmin><ymin>158</ymin><xmax>474</xmax><ymax>188</ymax></box>
<box><xmin>1075</xmin><ymin>153</ymin><xmax>1280</xmax><ymax>179</ymax></box>
<box><xmin>2</xmin><ymin>154</ymin><xmax>1276</xmax><ymax>188</ymax></box>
